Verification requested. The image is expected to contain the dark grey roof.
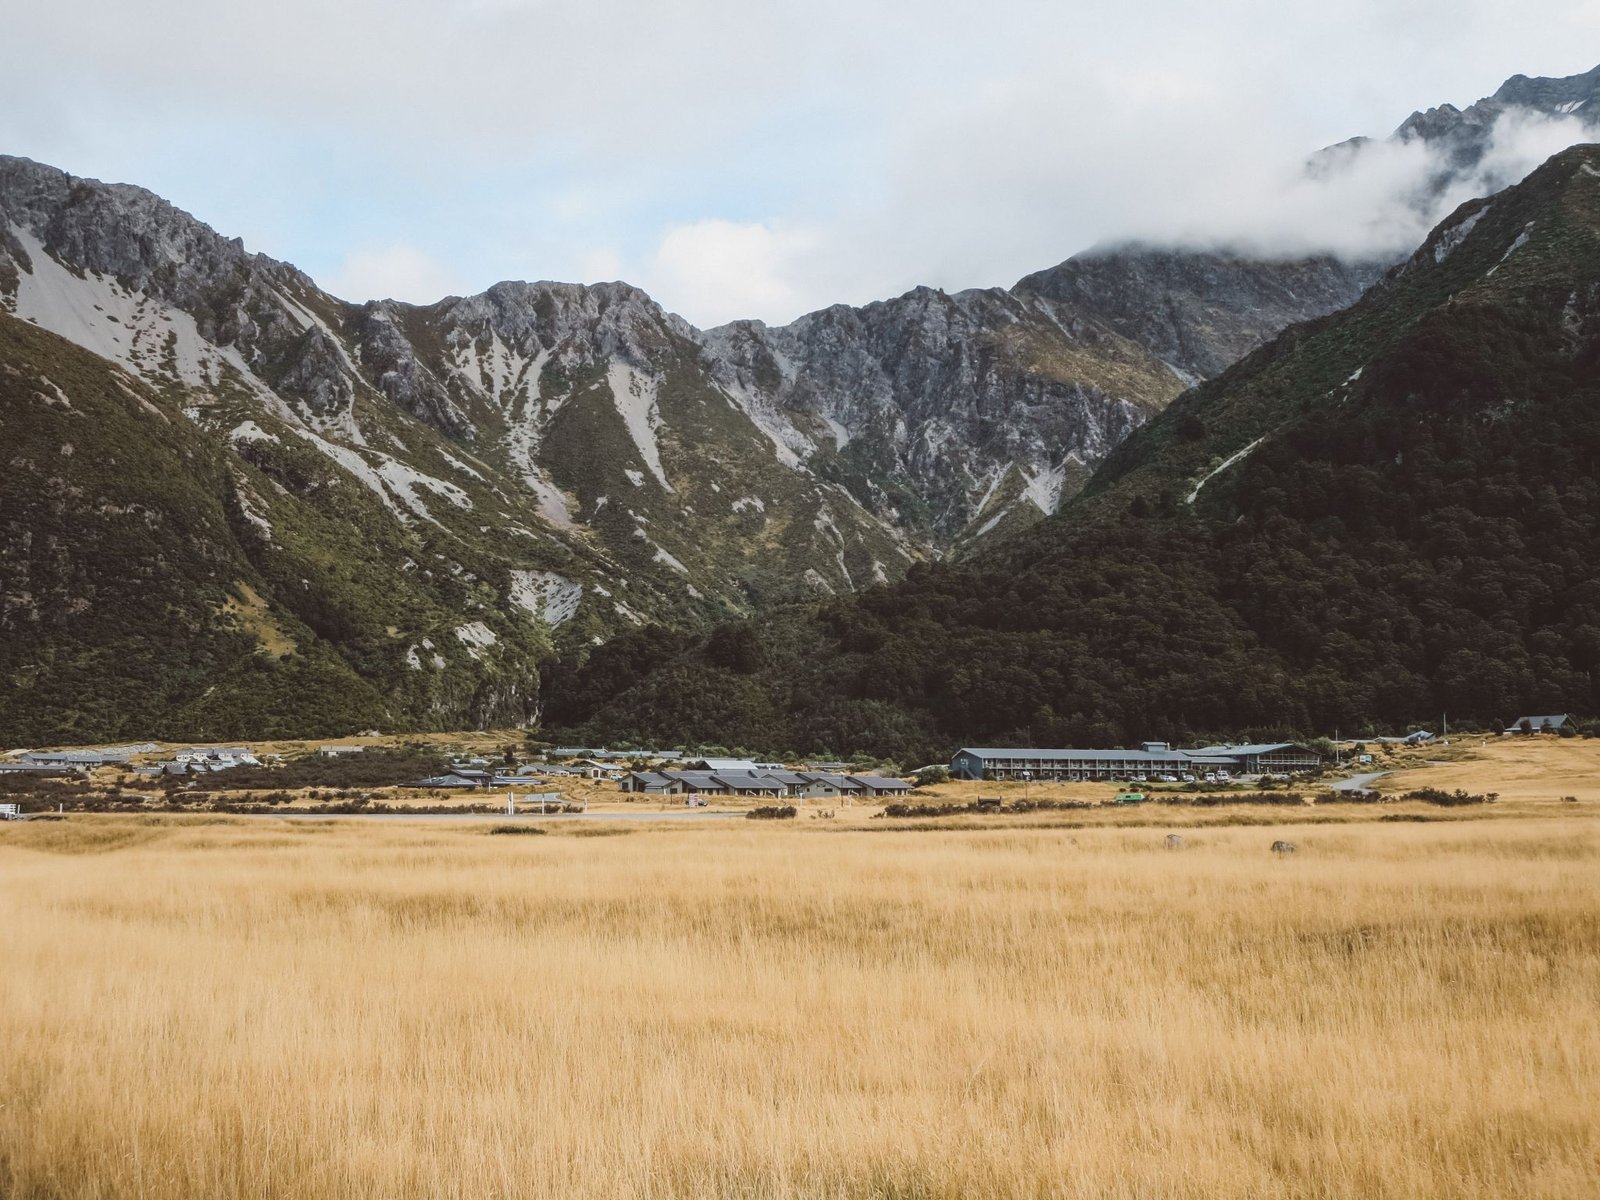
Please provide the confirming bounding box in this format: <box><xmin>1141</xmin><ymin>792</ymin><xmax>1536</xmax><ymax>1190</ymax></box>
<box><xmin>1190</xmin><ymin>743</ymin><xmax>1314</xmax><ymax>757</ymax></box>
<box><xmin>957</xmin><ymin>747</ymin><xmax>1195</xmax><ymax>764</ymax></box>
<box><xmin>848</xmin><ymin>775</ymin><xmax>912</xmax><ymax>789</ymax></box>
<box><xmin>626</xmin><ymin>772</ymin><xmax>679</xmax><ymax>788</ymax></box>
<box><xmin>796</xmin><ymin>772</ymin><xmax>866</xmax><ymax>790</ymax></box>
<box><xmin>22</xmin><ymin>750</ymin><xmax>132</xmax><ymax>764</ymax></box>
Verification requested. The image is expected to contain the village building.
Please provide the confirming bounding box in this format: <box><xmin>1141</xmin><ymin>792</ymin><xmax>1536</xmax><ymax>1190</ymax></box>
<box><xmin>951</xmin><ymin>742</ymin><xmax>1322</xmax><ymax>781</ymax></box>
<box><xmin>618</xmin><ymin>769</ymin><xmax>912</xmax><ymax>799</ymax></box>
<box><xmin>22</xmin><ymin>749</ymin><xmax>140</xmax><ymax>768</ymax></box>
<box><xmin>1506</xmin><ymin>714</ymin><xmax>1573</xmax><ymax>734</ymax></box>
<box><xmin>404</xmin><ymin>768</ymin><xmax>500</xmax><ymax>789</ymax></box>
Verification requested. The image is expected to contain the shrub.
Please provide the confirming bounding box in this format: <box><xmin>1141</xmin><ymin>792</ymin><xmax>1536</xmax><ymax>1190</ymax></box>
<box><xmin>746</xmin><ymin>806</ymin><xmax>798</xmax><ymax>820</ymax></box>
<box><xmin>1402</xmin><ymin>788</ymin><xmax>1497</xmax><ymax>806</ymax></box>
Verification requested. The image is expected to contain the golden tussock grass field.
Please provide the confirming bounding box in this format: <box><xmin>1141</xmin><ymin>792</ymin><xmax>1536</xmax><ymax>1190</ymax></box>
<box><xmin>1</xmin><ymin>810</ymin><xmax>1597</xmax><ymax>1198</ymax></box>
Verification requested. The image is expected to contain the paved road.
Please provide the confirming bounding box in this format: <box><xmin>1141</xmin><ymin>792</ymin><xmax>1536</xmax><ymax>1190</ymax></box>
<box><xmin>1329</xmin><ymin>772</ymin><xmax>1388</xmax><ymax>792</ymax></box>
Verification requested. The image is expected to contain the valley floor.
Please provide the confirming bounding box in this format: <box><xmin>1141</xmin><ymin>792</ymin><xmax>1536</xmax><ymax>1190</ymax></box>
<box><xmin>1</xmin><ymin>798</ymin><xmax>1597</xmax><ymax>1198</ymax></box>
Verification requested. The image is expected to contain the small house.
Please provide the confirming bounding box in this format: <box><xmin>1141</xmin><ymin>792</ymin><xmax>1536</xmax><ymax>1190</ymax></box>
<box><xmin>1507</xmin><ymin>714</ymin><xmax>1573</xmax><ymax>734</ymax></box>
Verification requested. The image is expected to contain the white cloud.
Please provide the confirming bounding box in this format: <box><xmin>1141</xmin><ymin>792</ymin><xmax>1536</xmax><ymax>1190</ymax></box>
<box><xmin>4</xmin><ymin>1</ymin><xmax>1600</xmax><ymax>324</ymax></box>
<box><xmin>645</xmin><ymin>219</ymin><xmax>823</xmax><ymax>327</ymax></box>
<box><xmin>322</xmin><ymin>245</ymin><xmax>468</xmax><ymax>304</ymax></box>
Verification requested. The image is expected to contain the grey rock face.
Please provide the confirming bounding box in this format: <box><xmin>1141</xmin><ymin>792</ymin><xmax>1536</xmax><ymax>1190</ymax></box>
<box><xmin>1014</xmin><ymin>247</ymin><xmax>1386</xmax><ymax>381</ymax></box>
<box><xmin>706</xmin><ymin>284</ymin><xmax>1179</xmax><ymax>543</ymax></box>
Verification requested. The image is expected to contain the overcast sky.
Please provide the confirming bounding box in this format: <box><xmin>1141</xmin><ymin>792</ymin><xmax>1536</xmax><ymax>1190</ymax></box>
<box><xmin>3</xmin><ymin>2</ymin><xmax>1599</xmax><ymax>326</ymax></box>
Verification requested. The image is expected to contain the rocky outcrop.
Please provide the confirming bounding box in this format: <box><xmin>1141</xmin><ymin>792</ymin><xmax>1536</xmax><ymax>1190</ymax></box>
<box><xmin>1013</xmin><ymin>247</ymin><xmax>1385</xmax><ymax>381</ymax></box>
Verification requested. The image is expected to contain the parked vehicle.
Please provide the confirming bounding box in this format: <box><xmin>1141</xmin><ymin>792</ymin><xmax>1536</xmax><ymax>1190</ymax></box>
<box><xmin>1113</xmin><ymin>792</ymin><xmax>1145</xmax><ymax>805</ymax></box>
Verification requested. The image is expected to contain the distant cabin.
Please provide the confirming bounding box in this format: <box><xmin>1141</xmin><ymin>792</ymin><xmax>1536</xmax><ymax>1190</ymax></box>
<box><xmin>1507</xmin><ymin>714</ymin><xmax>1573</xmax><ymax>734</ymax></box>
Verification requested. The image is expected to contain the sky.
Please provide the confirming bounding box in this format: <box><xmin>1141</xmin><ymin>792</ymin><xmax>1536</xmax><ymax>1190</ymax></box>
<box><xmin>3</xmin><ymin>1</ymin><xmax>1599</xmax><ymax>327</ymax></box>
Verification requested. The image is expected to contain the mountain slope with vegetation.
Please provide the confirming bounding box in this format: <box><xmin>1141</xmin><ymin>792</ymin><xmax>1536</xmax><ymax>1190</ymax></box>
<box><xmin>0</xmin><ymin>310</ymin><xmax>560</xmax><ymax>742</ymax></box>
<box><xmin>550</xmin><ymin>147</ymin><xmax>1600</xmax><ymax>762</ymax></box>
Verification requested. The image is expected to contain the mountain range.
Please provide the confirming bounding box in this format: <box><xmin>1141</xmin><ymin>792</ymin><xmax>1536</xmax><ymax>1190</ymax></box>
<box><xmin>3</xmin><ymin>63</ymin><xmax>1599</xmax><ymax>744</ymax></box>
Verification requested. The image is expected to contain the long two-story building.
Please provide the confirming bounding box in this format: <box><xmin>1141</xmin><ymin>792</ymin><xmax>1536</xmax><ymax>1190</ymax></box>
<box><xmin>951</xmin><ymin>742</ymin><xmax>1321</xmax><ymax>782</ymax></box>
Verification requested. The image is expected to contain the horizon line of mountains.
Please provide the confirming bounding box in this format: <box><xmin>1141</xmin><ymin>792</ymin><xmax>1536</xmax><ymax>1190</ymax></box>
<box><xmin>3</xmin><ymin>63</ymin><xmax>1599</xmax><ymax>748</ymax></box>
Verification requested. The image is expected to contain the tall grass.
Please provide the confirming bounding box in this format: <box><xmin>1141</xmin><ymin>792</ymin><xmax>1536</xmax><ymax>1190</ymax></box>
<box><xmin>1</xmin><ymin>816</ymin><xmax>1596</xmax><ymax>1198</ymax></box>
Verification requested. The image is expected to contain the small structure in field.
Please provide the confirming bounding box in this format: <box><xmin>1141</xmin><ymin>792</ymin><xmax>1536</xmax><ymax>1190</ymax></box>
<box><xmin>1506</xmin><ymin>714</ymin><xmax>1573</xmax><ymax>735</ymax></box>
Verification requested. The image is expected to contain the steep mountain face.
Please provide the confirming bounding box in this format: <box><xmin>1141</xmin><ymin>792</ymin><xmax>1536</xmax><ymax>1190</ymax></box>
<box><xmin>551</xmin><ymin>146</ymin><xmax>1600</xmax><ymax>761</ymax></box>
<box><xmin>1395</xmin><ymin>63</ymin><xmax>1600</xmax><ymax>175</ymax></box>
<box><xmin>700</xmin><ymin>251</ymin><xmax>1394</xmax><ymax>549</ymax></box>
<box><xmin>1013</xmin><ymin>248</ymin><xmax>1385</xmax><ymax>382</ymax></box>
<box><xmin>0</xmin><ymin>156</ymin><xmax>917</xmax><ymax>624</ymax></box>
<box><xmin>705</xmin><ymin>287</ymin><xmax>1182</xmax><ymax>548</ymax></box>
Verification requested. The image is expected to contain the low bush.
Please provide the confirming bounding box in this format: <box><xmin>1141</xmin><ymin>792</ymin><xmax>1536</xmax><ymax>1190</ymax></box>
<box><xmin>1402</xmin><ymin>788</ymin><xmax>1497</xmax><ymax>806</ymax></box>
<box><xmin>746</xmin><ymin>806</ymin><xmax>798</xmax><ymax>820</ymax></box>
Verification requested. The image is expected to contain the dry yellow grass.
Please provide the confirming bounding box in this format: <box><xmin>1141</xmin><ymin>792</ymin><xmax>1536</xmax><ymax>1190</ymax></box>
<box><xmin>1</xmin><ymin>814</ymin><xmax>1597</xmax><ymax>1199</ymax></box>
<box><xmin>1378</xmin><ymin>734</ymin><xmax>1600</xmax><ymax>803</ymax></box>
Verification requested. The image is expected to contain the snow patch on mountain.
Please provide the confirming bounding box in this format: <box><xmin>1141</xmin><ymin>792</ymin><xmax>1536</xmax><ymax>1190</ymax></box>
<box><xmin>508</xmin><ymin>570</ymin><xmax>584</xmax><ymax>626</ymax></box>
<box><xmin>1433</xmin><ymin>207</ymin><xmax>1489</xmax><ymax>262</ymax></box>
<box><xmin>454</xmin><ymin>621</ymin><xmax>498</xmax><ymax>659</ymax></box>
<box><xmin>717</xmin><ymin>379</ymin><xmax>807</xmax><ymax>467</ymax></box>
<box><xmin>374</xmin><ymin>458</ymin><xmax>471</xmax><ymax>517</ymax></box>
<box><xmin>6</xmin><ymin>225</ymin><xmax>272</xmax><ymax>399</ymax></box>
<box><xmin>230</xmin><ymin>420</ymin><xmax>277</xmax><ymax>444</ymax></box>
<box><xmin>1023</xmin><ymin>462</ymin><xmax>1068</xmax><ymax>514</ymax></box>
<box><xmin>608</xmin><ymin>364</ymin><xmax>672</xmax><ymax>490</ymax></box>
<box><xmin>653</xmin><ymin>545</ymin><xmax>689</xmax><ymax>575</ymax></box>
<box><xmin>1187</xmin><ymin>436</ymin><xmax>1267</xmax><ymax>504</ymax></box>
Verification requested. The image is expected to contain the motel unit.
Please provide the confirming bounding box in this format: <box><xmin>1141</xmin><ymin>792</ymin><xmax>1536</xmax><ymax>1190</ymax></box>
<box><xmin>951</xmin><ymin>741</ymin><xmax>1322</xmax><ymax>782</ymax></box>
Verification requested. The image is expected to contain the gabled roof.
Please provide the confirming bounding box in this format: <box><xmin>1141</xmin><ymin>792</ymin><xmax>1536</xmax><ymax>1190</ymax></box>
<box><xmin>1509</xmin><ymin>714</ymin><xmax>1571</xmax><ymax>728</ymax></box>
<box><xmin>626</xmin><ymin>771</ymin><xmax>680</xmax><ymax>788</ymax></box>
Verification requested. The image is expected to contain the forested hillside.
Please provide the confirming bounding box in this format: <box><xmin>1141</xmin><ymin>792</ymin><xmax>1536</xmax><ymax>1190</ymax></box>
<box><xmin>548</xmin><ymin>147</ymin><xmax>1600</xmax><ymax>762</ymax></box>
